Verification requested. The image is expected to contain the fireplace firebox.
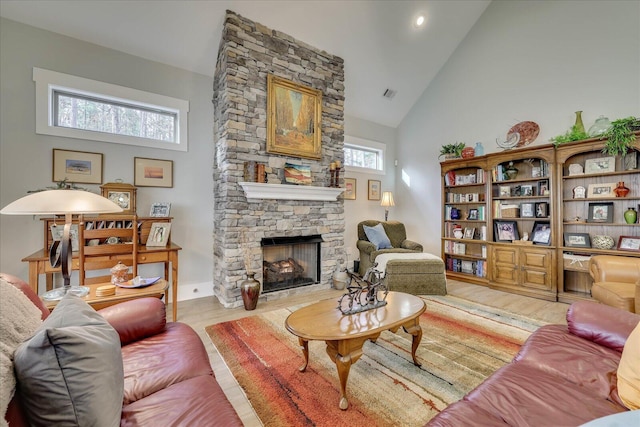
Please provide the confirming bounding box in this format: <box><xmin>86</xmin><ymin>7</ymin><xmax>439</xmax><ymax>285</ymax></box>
<box><xmin>261</xmin><ymin>235</ymin><xmax>322</xmax><ymax>293</ymax></box>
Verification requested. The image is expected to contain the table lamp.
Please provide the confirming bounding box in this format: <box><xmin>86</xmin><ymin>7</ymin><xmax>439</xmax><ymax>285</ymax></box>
<box><xmin>380</xmin><ymin>191</ymin><xmax>395</xmax><ymax>221</ymax></box>
<box><xmin>1</xmin><ymin>189</ymin><xmax>123</xmax><ymax>300</ymax></box>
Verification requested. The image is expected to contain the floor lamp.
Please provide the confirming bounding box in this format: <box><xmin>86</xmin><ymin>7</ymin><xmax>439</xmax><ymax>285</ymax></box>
<box><xmin>381</xmin><ymin>191</ymin><xmax>395</xmax><ymax>221</ymax></box>
<box><xmin>1</xmin><ymin>189</ymin><xmax>123</xmax><ymax>300</ymax></box>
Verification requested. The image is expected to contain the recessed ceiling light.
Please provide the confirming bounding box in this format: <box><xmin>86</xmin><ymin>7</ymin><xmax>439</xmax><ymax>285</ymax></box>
<box><xmin>416</xmin><ymin>16</ymin><xmax>425</xmax><ymax>27</ymax></box>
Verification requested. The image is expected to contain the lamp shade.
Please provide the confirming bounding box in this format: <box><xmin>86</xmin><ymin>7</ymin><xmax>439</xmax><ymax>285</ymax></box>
<box><xmin>1</xmin><ymin>189</ymin><xmax>123</xmax><ymax>215</ymax></box>
<box><xmin>380</xmin><ymin>191</ymin><xmax>395</xmax><ymax>208</ymax></box>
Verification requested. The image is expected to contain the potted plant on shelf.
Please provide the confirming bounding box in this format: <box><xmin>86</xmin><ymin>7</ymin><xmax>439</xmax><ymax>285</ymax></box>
<box><xmin>551</xmin><ymin>126</ymin><xmax>590</xmax><ymax>146</ymax></box>
<box><xmin>600</xmin><ymin>116</ymin><xmax>640</xmax><ymax>156</ymax></box>
<box><xmin>440</xmin><ymin>142</ymin><xmax>466</xmax><ymax>160</ymax></box>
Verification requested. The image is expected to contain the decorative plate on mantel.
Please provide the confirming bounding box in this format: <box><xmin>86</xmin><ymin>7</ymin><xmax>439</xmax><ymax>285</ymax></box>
<box><xmin>508</xmin><ymin>121</ymin><xmax>539</xmax><ymax>147</ymax></box>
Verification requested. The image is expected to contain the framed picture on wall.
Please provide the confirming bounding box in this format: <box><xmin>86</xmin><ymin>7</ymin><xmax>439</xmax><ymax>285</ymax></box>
<box><xmin>343</xmin><ymin>178</ymin><xmax>356</xmax><ymax>200</ymax></box>
<box><xmin>368</xmin><ymin>180</ymin><xmax>381</xmax><ymax>201</ymax></box>
<box><xmin>134</xmin><ymin>157</ymin><xmax>173</xmax><ymax>188</ymax></box>
<box><xmin>52</xmin><ymin>149</ymin><xmax>103</xmax><ymax>184</ymax></box>
<box><xmin>266</xmin><ymin>74</ymin><xmax>322</xmax><ymax>160</ymax></box>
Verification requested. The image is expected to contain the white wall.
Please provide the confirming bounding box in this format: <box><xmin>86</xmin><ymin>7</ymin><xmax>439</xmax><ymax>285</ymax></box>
<box><xmin>343</xmin><ymin>115</ymin><xmax>397</xmax><ymax>268</ymax></box>
<box><xmin>0</xmin><ymin>18</ymin><xmax>215</xmax><ymax>303</ymax></box>
<box><xmin>396</xmin><ymin>0</ymin><xmax>640</xmax><ymax>256</ymax></box>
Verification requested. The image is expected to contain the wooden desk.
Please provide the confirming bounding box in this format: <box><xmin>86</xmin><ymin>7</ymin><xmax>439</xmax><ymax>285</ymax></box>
<box><xmin>43</xmin><ymin>280</ymin><xmax>169</xmax><ymax>311</ymax></box>
<box><xmin>285</xmin><ymin>292</ymin><xmax>426</xmax><ymax>410</ymax></box>
<box><xmin>22</xmin><ymin>243</ymin><xmax>181</xmax><ymax>321</ymax></box>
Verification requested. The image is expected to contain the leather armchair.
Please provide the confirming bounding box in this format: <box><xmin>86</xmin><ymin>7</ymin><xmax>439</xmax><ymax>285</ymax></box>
<box><xmin>589</xmin><ymin>255</ymin><xmax>640</xmax><ymax>313</ymax></box>
<box><xmin>356</xmin><ymin>220</ymin><xmax>423</xmax><ymax>275</ymax></box>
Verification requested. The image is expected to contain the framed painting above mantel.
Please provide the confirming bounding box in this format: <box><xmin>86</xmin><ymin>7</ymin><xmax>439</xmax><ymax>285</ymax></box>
<box><xmin>266</xmin><ymin>74</ymin><xmax>322</xmax><ymax>160</ymax></box>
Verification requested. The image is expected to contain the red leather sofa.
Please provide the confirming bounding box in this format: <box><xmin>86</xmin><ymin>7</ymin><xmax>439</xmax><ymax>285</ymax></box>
<box><xmin>427</xmin><ymin>300</ymin><xmax>640</xmax><ymax>426</ymax></box>
<box><xmin>3</xmin><ymin>273</ymin><xmax>242</xmax><ymax>426</ymax></box>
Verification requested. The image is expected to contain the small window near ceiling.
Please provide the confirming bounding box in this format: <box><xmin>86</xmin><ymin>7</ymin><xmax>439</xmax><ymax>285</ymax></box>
<box><xmin>33</xmin><ymin>68</ymin><xmax>189</xmax><ymax>151</ymax></box>
<box><xmin>344</xmin><ymin>136</ymin><xmax>385</xmax><ymax>174</ymax></box>
<box><xmin>54</xmin><ymin>91</ymin><xmax>177</xmax><ymax>143</ymax></box>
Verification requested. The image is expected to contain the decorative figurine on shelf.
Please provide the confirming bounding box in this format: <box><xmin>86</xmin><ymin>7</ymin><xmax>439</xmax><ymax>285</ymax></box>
<box><xmin>497</xmin><ymin>132</ymin><xmax>520</xmax><ymax>150</ymax></box>
<box><xmin>503</xmin><ymin>161</ymin><xmax>519</xmax><ymax>180</ymax></box>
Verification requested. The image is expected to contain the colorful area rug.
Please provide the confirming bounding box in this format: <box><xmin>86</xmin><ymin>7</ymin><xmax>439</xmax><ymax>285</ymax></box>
<box><xmin>205</xmin><ymin>295</ymin><xmax>548</xmax><ymax>426</ymax></box>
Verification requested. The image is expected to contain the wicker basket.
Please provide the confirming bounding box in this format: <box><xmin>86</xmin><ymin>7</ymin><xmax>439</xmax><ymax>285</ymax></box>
<box><xmin>501</xmin><ymin>207</ymin><xmax>520</xmax><ymax>218</ymax></box>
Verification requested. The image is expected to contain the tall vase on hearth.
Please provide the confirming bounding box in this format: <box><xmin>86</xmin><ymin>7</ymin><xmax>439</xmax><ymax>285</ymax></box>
<box><xmin>241</xmin><ymin>272</ymin><xmax>261</xmax><ymax>310</ymax></box>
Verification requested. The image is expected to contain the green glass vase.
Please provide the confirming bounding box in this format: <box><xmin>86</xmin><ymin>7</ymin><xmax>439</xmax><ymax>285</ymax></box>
<box><xmin>624</xmin><ymin>207</ymin><xmax>637</xmax><ymax>224</ymax></box>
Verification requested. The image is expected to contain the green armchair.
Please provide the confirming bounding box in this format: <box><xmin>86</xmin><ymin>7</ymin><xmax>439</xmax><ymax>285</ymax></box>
<box><xmin>356</xmin><ymin>220</ymin><xmax>423</xmax><ymax>275</ymax></box>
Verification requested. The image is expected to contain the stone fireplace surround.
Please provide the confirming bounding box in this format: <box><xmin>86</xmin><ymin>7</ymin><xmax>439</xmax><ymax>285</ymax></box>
<box><xmin>212</xmin><ymin>11</ymin><xmax>346</xmax><ymax>308</ymax></box>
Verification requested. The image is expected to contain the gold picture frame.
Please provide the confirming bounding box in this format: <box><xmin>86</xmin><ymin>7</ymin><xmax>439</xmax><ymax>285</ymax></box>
<box><xmin>343</xmin><ymin>178</ymin><xmax>356</xmax><ymax>200</ymax></box>
<box><xmin>52</xmin><ymin>149</ymin><xmax>103</xmax><ymax>184</ymax></box>
<box><xmin>267</xmin><ymin>74</ymin><xmax>322</xmax><ymax>160</ymax></box>
<box><xmin>368</xmin><ymin>180</ymin><xmax>381</xmax><ymax>201</ymax></box>
<box><xmin>134</xmin><ymin>157</ymin><xmax>173</xmax><ymax>188</ymax></box>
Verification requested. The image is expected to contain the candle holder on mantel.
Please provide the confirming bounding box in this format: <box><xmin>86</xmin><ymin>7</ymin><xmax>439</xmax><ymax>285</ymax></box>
<box><xmin>329</xmin><ymin>161</ymin><xmax>342</xmax><ymax>187</ymax></box>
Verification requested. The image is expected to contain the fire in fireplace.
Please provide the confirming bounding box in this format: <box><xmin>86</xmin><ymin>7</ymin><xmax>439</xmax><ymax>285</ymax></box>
<box><xmin>261</xmin><ymin>235</ymin><xmax>322</xmax><ymax>293</ymax></box>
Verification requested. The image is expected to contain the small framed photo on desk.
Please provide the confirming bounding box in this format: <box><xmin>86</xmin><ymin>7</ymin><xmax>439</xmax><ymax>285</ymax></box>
<box><xmin>146</xmin><ymin>223</ymin><xmax>171</xmax><ymax>247</ymax></box>
<box><xmin>150</xmin><ymin>202</ymin><xmax>171</xmax><ymax>217</ymax></box>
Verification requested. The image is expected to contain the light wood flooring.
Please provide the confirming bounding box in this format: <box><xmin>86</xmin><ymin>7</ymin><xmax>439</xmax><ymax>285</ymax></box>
<box><xmin>167</xmin><ymin>280</ymin><xmax>570</xmax><ymax>427</ymax></box>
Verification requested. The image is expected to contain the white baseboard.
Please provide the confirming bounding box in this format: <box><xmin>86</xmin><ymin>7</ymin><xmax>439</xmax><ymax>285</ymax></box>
<box><xmin>175</xmin><ymin>281</ymin><xmax>214</xmax><ymax>302</ymax></box>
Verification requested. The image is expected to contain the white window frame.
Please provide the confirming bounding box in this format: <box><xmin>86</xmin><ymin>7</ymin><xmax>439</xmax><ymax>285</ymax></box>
<box><xmin>344</xmin><ymin>135</ymin><xmax>385</xmax><ymax>175</ymax></box>
<box><xmin>33</xmin><ymin>67</ymin><xmax>189</xmax><ymax>152</ymax></box>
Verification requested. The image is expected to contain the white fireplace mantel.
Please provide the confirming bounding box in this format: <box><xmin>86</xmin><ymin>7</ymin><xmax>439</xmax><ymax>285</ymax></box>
<box><xmin>239</xmin><ymin>182</ymin><xmax>343</xmax><ymax>201</ymax></box>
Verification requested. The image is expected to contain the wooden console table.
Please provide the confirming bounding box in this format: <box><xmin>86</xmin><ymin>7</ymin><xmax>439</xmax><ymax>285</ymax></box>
<box><xmin>22</xmin><ymin>243</ymin><xmax>181</xmax><ymax>321</ymax></box>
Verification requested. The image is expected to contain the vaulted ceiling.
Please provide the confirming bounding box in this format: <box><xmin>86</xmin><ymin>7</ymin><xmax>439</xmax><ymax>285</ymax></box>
<box><xmin>0</xmin><ymin>0</ymin><xmax>490</xmax><ymax>128</ymax></box>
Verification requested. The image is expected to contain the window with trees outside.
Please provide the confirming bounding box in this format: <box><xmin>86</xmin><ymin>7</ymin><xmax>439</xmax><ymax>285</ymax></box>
<box><xmin>34</xmin><ymin>68</ymin><xmax>189</xmax><ymax>151</ymax></box>
<box><xmin>344</xmin><ymin>136</ymin><xmax>385</xmax><ymax>174</ymax></box>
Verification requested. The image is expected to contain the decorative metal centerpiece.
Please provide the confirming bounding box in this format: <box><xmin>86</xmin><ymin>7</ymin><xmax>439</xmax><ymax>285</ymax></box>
<box><xmin>337</xmin><ymin>265</ymin><xmax>388</xmax><ymax>315</ymax></box>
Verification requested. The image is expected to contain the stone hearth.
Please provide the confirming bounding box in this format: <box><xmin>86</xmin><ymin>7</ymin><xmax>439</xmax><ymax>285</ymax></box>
<box><xmin>212</xmin><ymin>11</ymin><xmax>346</xmax><ymax>308</ymax></box>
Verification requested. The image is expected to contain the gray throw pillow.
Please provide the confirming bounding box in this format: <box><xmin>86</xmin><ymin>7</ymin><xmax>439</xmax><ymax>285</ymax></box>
<box><xmin>363</xmin><ymin>223</ymin><xmax>393</xmax><ymax>250</ymax></box>
<box><xmin>13</xmin><ymin>293</ymin><xmax>124</xmax><ymax>427</ymax></box>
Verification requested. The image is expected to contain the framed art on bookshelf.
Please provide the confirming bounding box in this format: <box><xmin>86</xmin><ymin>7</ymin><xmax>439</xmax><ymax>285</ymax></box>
<box><xmin>463</xmin><ymin>228</ymin><xmax>475</xmax><ymax>239</ymax></box>
<box><xmin>494</xmin><ymin>220</ymin><xmax>519</xmax><ymax>242</ymax></box>
<box><xmin>520</xmin><ymin>184</ymin><xmax>534</xmax><ymax>196</ymax></box>
<box><xmin>584</xmin><ymin>156</ymin><xmax>615</xmax><ymax>174</ymax></box>
<box><xmin>537</xmin><ymin>179</ymin><xmax>549</xmax><ymax>196</ymax></box>
<box><xmin>521</xmin><ymin>202</ymin><xmax>535</xmax><ymax>218</ymax></box>
<box><xmin>617</xmin><ymin>236</ymin><xmax>640</xmax><ymax>252</ymax></box>
<box><xmin>587</xmin><ymin>202</ymin><xmax>614</xmax><ymax>223</ymax></box>
<box><xmin>531</xmin><ymin>221</ymin><xmax>551</xmax><ymax>245</ymax></box>
<box><xmin>564</xmin><ymin>232</ymin><xmax>591</xmax><ymax>248</ymax></box>
<box><xmin>587</xmin><ymin>183</ymin><xmax>616</xmax><ymax>198</ymax></box>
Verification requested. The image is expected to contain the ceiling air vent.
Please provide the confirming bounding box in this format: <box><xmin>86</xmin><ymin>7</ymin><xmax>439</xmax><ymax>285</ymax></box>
<box><xmin>382</xmin><ymin>88</ymin><xmax>397</xmax><ymax>99</ymax></box>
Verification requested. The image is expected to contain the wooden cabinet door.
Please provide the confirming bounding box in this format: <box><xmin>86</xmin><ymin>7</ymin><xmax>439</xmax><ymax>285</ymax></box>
<box><xmin>491</xmin><ymin>245</ymin><xmax>519</xmax><ymax>286</ymax></box>
<box><xmin>520</xmin><ymin>247</ymin><xmax>554</xmax><ymax>291</ymax></box>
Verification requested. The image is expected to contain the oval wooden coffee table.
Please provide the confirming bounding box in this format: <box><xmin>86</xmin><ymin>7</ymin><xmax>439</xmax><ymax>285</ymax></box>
<box><xmin>285</xmin><ymin>291</ymin><xmax>426</xmax><ymax>410</ymax></box>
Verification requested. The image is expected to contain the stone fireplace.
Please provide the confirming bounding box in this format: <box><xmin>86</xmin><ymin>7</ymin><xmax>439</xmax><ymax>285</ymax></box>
<box><xmin>212</xmin><ymin>11</ymin><xmax>346</xmax><ymax>308</ymax></box>
<box><xmin>262</xmin><ymin>235</ymin><xmax>322</xmax><ymax>293</ymax></box>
